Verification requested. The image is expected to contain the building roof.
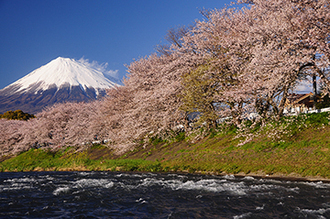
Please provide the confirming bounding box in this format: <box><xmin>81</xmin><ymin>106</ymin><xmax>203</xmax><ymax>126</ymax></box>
<box><xmin>286</xmin><ymin>92</ymin><xmax>314</xmax><ymax>106</ymax></box>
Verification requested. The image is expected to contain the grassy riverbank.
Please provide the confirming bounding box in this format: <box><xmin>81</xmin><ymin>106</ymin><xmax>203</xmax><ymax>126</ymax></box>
<box><xmin>1</xmin><ymin>112</ymin><xmax>330</xmax><ymax>181</ymax></box>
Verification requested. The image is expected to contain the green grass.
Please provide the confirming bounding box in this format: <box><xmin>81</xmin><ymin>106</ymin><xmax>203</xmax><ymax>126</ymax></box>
<box><xmin>0</xmin><ymin>147</ymin><xmax>163</xmax><ymax>173</ymax></box>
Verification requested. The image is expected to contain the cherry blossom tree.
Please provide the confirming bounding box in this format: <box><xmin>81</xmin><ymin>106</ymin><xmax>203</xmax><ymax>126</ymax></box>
<box><xmin>235</xmin><ymin>0</ymin><xmax>330</xmax><ymax>118</ymax></box>
<box><xmin>99</xmin><ymin>53</ymin><xmax>186</xmax><ymax>152</ymax></box>
<box><xmin>30</xmin><ymin>101</ymin><xmax>109</xmax><ymax>148</ymax></box>
<box><xmin>178</xmin><ymin>0</ymin><xmax>330</xmax><ymax>123</ymax></box>
<box><xmin>0</xmin><ymin>101</ymin><xmax>112</xmax><ymax>156</ymax></box>
<box><xmin>0</xmin><ymin>119</ymin><xmax>29</xmax><ymax>156</ymax></box>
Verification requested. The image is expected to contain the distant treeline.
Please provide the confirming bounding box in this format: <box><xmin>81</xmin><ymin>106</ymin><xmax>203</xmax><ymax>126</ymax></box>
<box><xmin>0</xmin><ymin>110</ymin><xmax>35</xmax><ymax>121</ymax></box>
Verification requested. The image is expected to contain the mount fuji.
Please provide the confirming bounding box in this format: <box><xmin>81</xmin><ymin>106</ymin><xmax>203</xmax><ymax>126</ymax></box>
<box><xmin>0</xmin><ymin>57</ymin><xmax>120</xmax><ymax>114</ymax></box>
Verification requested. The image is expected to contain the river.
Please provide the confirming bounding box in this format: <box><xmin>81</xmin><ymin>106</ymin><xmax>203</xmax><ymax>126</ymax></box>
<box><xmin>0</xmin><ymin>171</ymin><xmax>329</xmax><ymax>218</ymax></box>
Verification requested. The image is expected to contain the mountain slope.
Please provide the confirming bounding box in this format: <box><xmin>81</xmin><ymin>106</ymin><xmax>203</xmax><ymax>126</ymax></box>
<box><xmin>0</xmin><ymin>57</ymin><xmax>120</xmax><ymax>113</ymax></box>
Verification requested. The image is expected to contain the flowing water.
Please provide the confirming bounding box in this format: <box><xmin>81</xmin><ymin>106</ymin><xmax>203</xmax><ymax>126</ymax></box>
<box><xmin>0</xmin><ymin>171</ymin><xmax>330</xmax><ymax>218</ymax></box>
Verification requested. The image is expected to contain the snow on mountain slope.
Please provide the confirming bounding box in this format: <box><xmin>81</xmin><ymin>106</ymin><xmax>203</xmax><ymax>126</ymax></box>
<box><xmin>0</xmin><ymin>57</ymin><xmax>120</xmax><ymax>114</ymax></box>
<box><xmin>3</xmin><ymin>57</ymin><xmax>119</xmax><ymax>95</ymax></box>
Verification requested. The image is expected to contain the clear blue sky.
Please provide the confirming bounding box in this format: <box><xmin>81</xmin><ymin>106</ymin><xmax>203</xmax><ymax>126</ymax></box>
<box><xmin>0</xmin><ymin>0</ymin><xmax>233</xmax><ymax>89</ymax></box>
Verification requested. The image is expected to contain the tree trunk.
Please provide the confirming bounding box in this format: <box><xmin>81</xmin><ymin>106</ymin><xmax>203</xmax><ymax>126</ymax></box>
<box><xmin>312</xmin><ymin>73</ymin><xmax>317</xmax><ymax>109</ymax></box>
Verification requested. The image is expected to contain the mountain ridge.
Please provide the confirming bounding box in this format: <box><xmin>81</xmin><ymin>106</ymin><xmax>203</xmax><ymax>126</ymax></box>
<box><xmin>0</xmin><ymin>57</ymin><xmax>120</xmax><ymax>114</ymax></box>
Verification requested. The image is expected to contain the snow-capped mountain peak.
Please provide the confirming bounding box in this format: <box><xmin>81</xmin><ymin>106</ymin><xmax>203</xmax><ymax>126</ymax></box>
<box><xmin>0</xmin><ymin>57</ymin><xmax>120</xmax><ymax>113</ymax></box>
<box><xmin>7</xmin><ymin>57</ymin><xmax>119</xmax><ymax>95</ymax></box>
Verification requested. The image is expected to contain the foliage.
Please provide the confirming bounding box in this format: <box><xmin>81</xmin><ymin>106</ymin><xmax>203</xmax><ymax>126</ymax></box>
<box><xmin>149</xmin><ymin>135</ymin><xmax>166</xmax><ymax>146</ymax></box>
<box><xmin>180</xmin><ymin>64</ymin><xmax>220</xmax><ymax>129</ymax></box>
<box><xmin>315</xmin><ymin>93</ymin><xmax>330</xmax><ymax>109</ymax></box>
<box><xmin>175</xmin><ymin>132</ymin><xmax>186</xmax><ymax>142</ymax></box>
<box><xmin>0</xmin><ymin>110</ymin><xmax>35</xmax><ymax>121</ymax></box>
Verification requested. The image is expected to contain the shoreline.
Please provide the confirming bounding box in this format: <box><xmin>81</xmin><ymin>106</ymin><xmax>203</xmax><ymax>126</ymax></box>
<box><xmin>2</xmin><ymin>168</ymin><xmax>330</xmax><ymax>183</ymax></box>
